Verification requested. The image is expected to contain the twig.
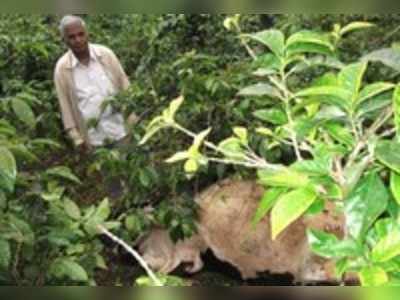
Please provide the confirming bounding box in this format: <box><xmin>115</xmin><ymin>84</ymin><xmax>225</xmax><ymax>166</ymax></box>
<box><xmin>98</xmin><ymin>225</ymin><xmax>164</xmax><ymax>287</ymax></box>
<box><xmin>346</xmin><ymin>108</ymin><xmax>394</xmax><ymax>168</ymax></box>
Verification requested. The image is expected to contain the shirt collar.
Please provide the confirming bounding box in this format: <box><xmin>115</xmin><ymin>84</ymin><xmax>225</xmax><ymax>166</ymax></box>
<box><xmin>70</xmin><ymin>44</ymin><xmax>99</xmax><ymax>68</ymax></box>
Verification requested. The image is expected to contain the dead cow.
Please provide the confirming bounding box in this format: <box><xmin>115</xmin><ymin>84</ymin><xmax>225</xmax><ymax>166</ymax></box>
<box><xmin>139</xmin><ymin>180</ymin><xmax>345</xmax><ymax>282</ymax></box>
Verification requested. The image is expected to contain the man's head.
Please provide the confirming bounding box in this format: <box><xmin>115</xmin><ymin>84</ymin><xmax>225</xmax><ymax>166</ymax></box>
<box><xmin>59</xmin><ymin>15</ymin><xmax>89</xmax><ymax>56</ymax></box>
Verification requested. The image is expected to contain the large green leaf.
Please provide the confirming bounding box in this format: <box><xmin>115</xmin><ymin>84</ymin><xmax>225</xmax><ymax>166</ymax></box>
<box><xmin>271</xmin><ymin>186</ymin><xmax>317</xmax><ymax>240</ymax></box>
<box><xmin>394</xmin><ymin>85</ymin><xmax>400</xmax><ymax>139</ymax></box>
<box><xmin>247</xmin><ymin>30</ymin><xmax>285</xmax><ymax>57</ymax></box>
<box><xmin>372</xmin><ymin>228</ymin><xmax>400</xmax><ymax>263</ymax></box>
<box><xmin>0</xmin><ymin>147</ymin><xmax>17</xmax><ymax>194</ymax></box>
<box><xmin>0</xmin><ymin>239</ymin><xmax>11</xmax><ymax>269</ymax></box>
<box><xmin>286</xmin><ymin>43</ymin><xmax>334</xmax><ymax>57</ymax></box>
<box><xmin>11</xmin><ymin>98</ymin><xmax>36</xmax><ymax>129</ymax></box>
<box><xmin>252</xmin><ymin>188</ymin><xmax>286</xmax><ymax>227</ymax></box>
<box><xmin>296</xmin><ymin>86</ymin><xmax>353</xmax><ymax>103</ymax></box>
<box><xmin>49</xmin><ymin>258</ymin><xmax>88</xmax><ymax>282</ymax></box>
<box><xmin>307</xmin><ymin>230</ymin><xmax>362</xmax><ymax>259</ymax></box>
<box><xmin>46</xmin><ymin>167</ymin><xmax>81</xmax><ymax>184</ymax></box>
<box><xmin>345</xmin><ymin>173</ymin><xmax>389</xmax><ymax>241</ymax></box>
<box><xmin>238</xmin><ymin>83</ymin><xmax>281</xmax><ymax>98</ymax></box>
<box><xmin>359</xmin><ymin>266</ymin><xmax>389</xmax><ymax>287</ymax></box>
<box><xmin>64</xmin><ymin>199</ymin><xmax>82</xmax><ymax>220</ymax></box>
<box><xmin>357</xmin><ymin>82</ymin><xmax>394</xmax><ymax>105</ymax></box>
<box><xmin>340</xmin><ymin>22</ymin><xmax>375</xmax><ymax>36</ymax></box>
<box><xmin>323</xmin><ymin>122</ymin><xmax>355</xmax><ymax>148</ymax></box>
<box><xmin>286</xmin><ymin>30</ymin><xmax>334</xmax><ymax>51</ymax></box>
<box><xmin>376</xmin><ymin>141</ymin><xmax>400</xmax><ymax>173</ymax></box>
<box><xmin>258</xmin><ymin>167</ymin><xmax>310</xmax><ymax>189</ymax></box>
<box><xmin>338</xmin><ymin>62</ymin><xmax>368</xmax><ymax>102</ymax></box>
<box><xmin>253</xmin><ymin>109</ymin><xmax>288</xmax><ymax>125</ymax></box>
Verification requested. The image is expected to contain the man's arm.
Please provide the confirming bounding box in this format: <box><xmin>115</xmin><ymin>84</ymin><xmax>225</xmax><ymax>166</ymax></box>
<box><xmin>108</xmin><ymin>49</ymin><xmax>130</xmax><ymax>91</ymax></box>
<box><xmin>54</xmin><ymin>68</ymin><xmax>84</xmax><ymax>146</ymax></box>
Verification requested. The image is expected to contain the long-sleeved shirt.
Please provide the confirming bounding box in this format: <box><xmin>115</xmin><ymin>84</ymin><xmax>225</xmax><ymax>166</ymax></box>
<box><xmin>54</xmin><ymin>43</ymin><xmax>130</xmax><ymax>147</ymax></box>
<box><xmin>71</xmin><ymin>45</ymin><xmax>126</xmax><ymax>146</ymax></box>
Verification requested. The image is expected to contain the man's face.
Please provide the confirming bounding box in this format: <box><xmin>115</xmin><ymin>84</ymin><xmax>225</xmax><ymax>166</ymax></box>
<box><xmin>63</xmin><ymin>21</ymin><xmax>89</xmax><ymax>56</ymax></box>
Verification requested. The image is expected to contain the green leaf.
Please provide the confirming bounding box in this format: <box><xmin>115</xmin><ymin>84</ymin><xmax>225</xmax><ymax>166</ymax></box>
<box><xmin>0</xmin><ymin>147</ymin><xmax>17</xmax><ymax>194</ymax></box>
<box><xmin>296</xmin><ymin>86</ymin><xmax>353</xmax><ymax>103</ymax></box>
<box><xmin>64</xmin><ymin>199</ymin><xmax>81</xmax><ymax>220</ymax></box>
<box><xmin>125</xmin><ymin>215</ymin><xmax>141</xmax><ymax>233</ymax></box>
<box><xmin>340</xmin><ymin>22</ymin><xmax>375</xmax><ymax>36</ymax></box>
<box><xmin>338</xmin><ymin>62</ymin><xmax>368</xmax><ymax>101</ymax></box>
<box><xmin>96</xmin><ymin>198</ymin><xmax>111</xmax><ymax>221</ymax></box>
<box><xmin>376</xmin><ymin>141</ymin><xmax>400</xmax><ymax>173</ymax></box>
<box><xmin>343</xmin><ymin>158</ymin><xmax>370</xmax><ymax>197</ymax></box>
<box><xmin>258</xmin><ymin>167</ymin><xmax>310</xmax><ymax>189</ymax></box>
<box><xmin>46</xmin><ymin>167</ymin><xmax>81</xmax><ymax>184</ymax></box>
<box><xmin>238</xmin><ymin>83</ymin><xmax>281</xmax><ymax>98</ymax></box>
<box><xmin>139</xmin><ymin>117</ymin><xmax>165</xmax><ymax>145</ymax></box>
<box><xmin>292</xmin><ymin>159</ymin><xmax>331</xmax><ymax>177</ymax></box>
<box><xmin>323</xmin><ymin>123</ymin><xmax>355</xmax><ymax>148</ymax></box>
<box><xmin>286</xmin><ymin>30</ymin><xmax>334</xmax><ymax>52</ymax></box>
<box><xmin>30</xmin><ymin>138</ymin><xmax>62</xmax><ymax>149</ymax></box>
<box><xmin>286</xmin><ymin>43</ymin><xmax>334</xmax><ymax>57</ymax></box>
<box><xmin>49</xmin><ymin>258</ymin><xmax>88</xmax><ymax>282</ymax></box>
<box><xmin>167</xmin><ymin>96</ymin><xmax>184</xmax><ymax>122</ymax></box>
<box><xmin>165</xmin><ymin>151</ymin><xmax>189</xmax><ymax>164</ymax></box>
<box><xmin>252</xmin><ymin>188</ymin><xmax>286</xmax><ymax>227</ymax></box>
<box><xmin>192</xmin><ymin>128</ymin><xmax>212</xmax><ymax>151</ymax></box>
<box><xmin>292</xmin><ymin>56</ymin><xmax>344</xmax><ymax>73</ymax></box>
<box><xmin>233</xmin><ymin>127</ymin><xmax>248</xmax><ymax>145</ymax></box>
<box><xmin>345</xmin><ymin>173</ymin><xmax>389</xmax><ymax>241</ymax></box>
<box><xmin>394</xmin><ymin>85</ymin><xmax>400</xmax><ymax>139</ymax></box>
<box><xmin>357</xmin><ymin>82</ymin><xmax>394</xmax><ymax>105</ymax></box>
<box><xmin>308</xmin><ymin>230</ymin><xmax>362</xmax><ymax>259</ymax></box>
<box><xmin>359</xmin><ymin>266</ymin><xmax>389</xmax><ymax>287</ymax></box>
<box><xmin>391</xmin><ymin>172</ymin><xmax>400</xmax><ymax>206</ymax></box>
<box><xmin>184</xmin><ymin>159</ymin><xmax>198</xmax><ymax>174</ymax></box>
<box><xmin>218</xmin><ymin>138</ymin><xmax>245</xmax><ymax>160</ymax></box>
<box><xmin>8</xmin><ymin>144</ymin><xmax>38</xmax><ymax>163</ymax></box>
<box><xmin>0</xmin><ymin>239</ymin><xmax>11</xmax><ymax>269</ymax></box>
<box><xmin>372</xmin><ymin>228</ymin><xmax>400</xmax><ymax>263</ymax></box>
<box><xmin>11</xmin><ymin>98</ymin><xmax>36</xmax><ymax>129</ymax></box>
<box><xmin>271</xmin><ymin>186</ymin><xmax>318</xmax><ymax>240</ymax></box>
<box><xmin>246</xmin><ymin>30</ymin><xmax>285</xmax><ymax>57</ymax></box>
<box><xmin>253</xmin><ymin>109</ymin><xmax>288</xmax><ymax>125</ymax></box>
<box><xmin>255</xmin><ymin>53</ymin><xmax>282</xmax><ymax>70</ymax></box>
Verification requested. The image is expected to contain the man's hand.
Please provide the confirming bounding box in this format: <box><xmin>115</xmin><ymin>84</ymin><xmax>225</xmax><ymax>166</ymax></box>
<box><xmin>68</xmin><ymin>128</ymin><xmax>87</xmax><ymax>150</ymax></box>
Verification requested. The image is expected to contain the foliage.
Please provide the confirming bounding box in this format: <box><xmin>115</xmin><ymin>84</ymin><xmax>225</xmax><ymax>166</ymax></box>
<box><xmin>3</xmin><ymin>14</ymin><xmax>400</xmax><ymax>286</ymax></box>
<box><xmin>141</xmin><ymin>16</ymin><xmax>400</xmax><ymax>286</ymax></box>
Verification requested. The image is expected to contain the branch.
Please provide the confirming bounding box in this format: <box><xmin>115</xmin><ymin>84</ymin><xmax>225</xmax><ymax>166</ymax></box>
<box><xmin>346</xmin><ymin>108</ymin><xmax>394</xmax><ymax>168</ymax></box>
<box><xmin>98</xmin><ymin>225</ymin><xmax>164</xmax><ymax>287</ymax></box>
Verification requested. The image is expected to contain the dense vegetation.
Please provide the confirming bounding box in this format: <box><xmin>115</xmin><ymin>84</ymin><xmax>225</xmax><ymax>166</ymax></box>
<box><xmin>2</xmin><ymin>14</ymin><xmax>400</xmax><ymax>286</ymax></box>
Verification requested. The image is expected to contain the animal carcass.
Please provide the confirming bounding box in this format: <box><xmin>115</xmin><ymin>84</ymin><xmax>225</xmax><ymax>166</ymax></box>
<box><xmin>139</xmin><ymin>180</ymin><xmax>345</xmax><ymax>282</ymax></box>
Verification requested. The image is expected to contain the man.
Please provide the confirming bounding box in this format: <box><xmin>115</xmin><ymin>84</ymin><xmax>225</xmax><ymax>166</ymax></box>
<box><xmin>54</xmin><ymin>15</ymin><xmax>135</xmax><ymax>150</ymax></box>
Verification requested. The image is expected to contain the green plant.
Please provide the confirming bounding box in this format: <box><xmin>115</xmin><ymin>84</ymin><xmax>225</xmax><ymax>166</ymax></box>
<box><xmin>141</xmin><ymin>19</ymin><xmax>400</xmax><ymax>286</ymax></box>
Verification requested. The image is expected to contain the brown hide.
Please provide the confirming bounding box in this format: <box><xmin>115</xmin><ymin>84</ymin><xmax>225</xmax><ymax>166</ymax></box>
<box><xmin>139</xmin><ymin>180</ymin><xmax>345</xmax><ymax>282</ymax></box>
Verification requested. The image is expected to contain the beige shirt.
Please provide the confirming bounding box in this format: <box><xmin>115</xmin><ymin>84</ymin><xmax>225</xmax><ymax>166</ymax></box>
<box><xmin>54</xmin><ymin>44</ymin><xmax>131</xmax><ymax>148</ymax></box>
<box><xmin>71</xmin><ymin>46</ymin><xmax>126</xmax><ymax>146</ymax></box>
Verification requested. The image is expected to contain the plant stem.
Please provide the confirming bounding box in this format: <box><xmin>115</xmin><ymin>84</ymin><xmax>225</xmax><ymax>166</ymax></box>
<box><xmin>275</xmin><ymin>67</ymin><xmax>303</xmax><ymax>161</ymax></box>
<box><xmin>173</xmin><ymin>123</ymin><xmax>280</xmax><ymax>170</ymax></box>
<box><xmin>346</xmin><ymin>107</ymin><xmax>393</xmax><ymax>168</ymax></box>
<box><xmin>98</xmin><ymin>225</ymin><xmax>164</xmax><ymax>287</ymax></box>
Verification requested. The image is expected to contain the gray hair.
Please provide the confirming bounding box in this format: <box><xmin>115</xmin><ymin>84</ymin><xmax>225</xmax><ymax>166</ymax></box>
<box><xmin>59</xmin><ymin>15</ymin><xmax>86</xmax><ymax>37</ymax></box>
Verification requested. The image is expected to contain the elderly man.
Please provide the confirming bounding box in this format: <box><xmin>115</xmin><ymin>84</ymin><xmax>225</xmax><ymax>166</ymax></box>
<box><xmin>54</xmin><ymin>15</ymin><xmax>134</xmax><ymax>150</ymax></box>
